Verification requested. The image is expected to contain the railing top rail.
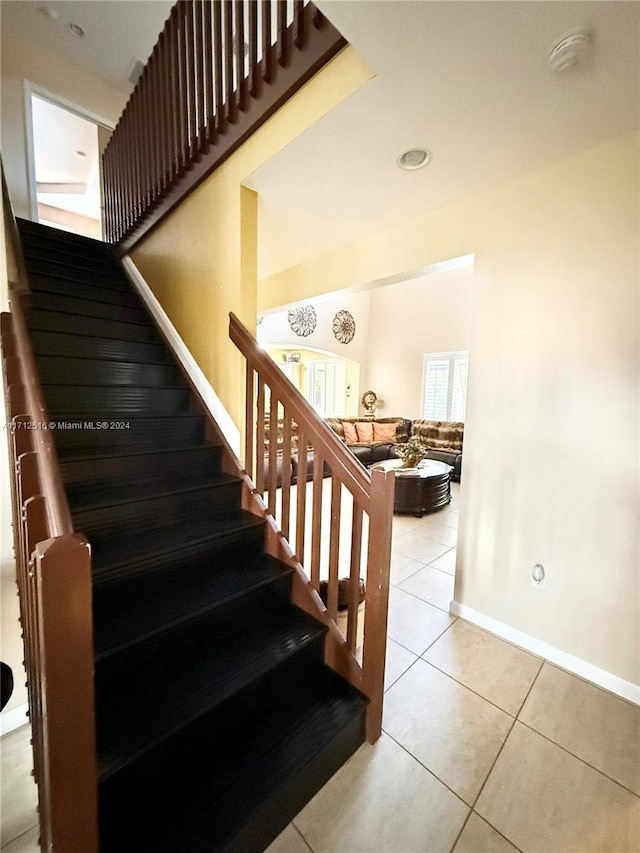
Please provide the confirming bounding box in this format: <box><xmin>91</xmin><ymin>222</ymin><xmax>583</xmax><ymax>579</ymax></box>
<box><xmin>229</xmin><ymin>311</ymin><xmax>371</xmax><ymax>508</ymax></box>
<box><xmin>1</xmin><ymin>162</ymin><xmax>74</xmax><ymax>538</ymax></box>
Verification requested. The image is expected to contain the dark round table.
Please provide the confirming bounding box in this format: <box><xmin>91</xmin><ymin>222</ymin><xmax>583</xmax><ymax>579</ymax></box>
<box><xmin>376</xmin><ymin>459</ymin><xmax>453</xmax><ymax>516</ymax></box>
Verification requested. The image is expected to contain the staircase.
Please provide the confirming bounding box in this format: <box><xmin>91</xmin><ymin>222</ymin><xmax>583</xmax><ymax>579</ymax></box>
<box><xmin>17</xmin><ymin>218</ymin><xmax>367</xmax><ymax>852</ymax></box>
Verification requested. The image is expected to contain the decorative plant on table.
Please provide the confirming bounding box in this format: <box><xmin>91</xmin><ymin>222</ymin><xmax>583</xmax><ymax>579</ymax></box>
<box><xmin>394</xmin><ymin>436</ymin><xmax>429</xmax><ymax>469</ymax></box>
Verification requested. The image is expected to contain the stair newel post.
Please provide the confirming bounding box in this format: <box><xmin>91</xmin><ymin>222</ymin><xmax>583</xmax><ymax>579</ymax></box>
<box><xmin>34</xmin><ymin>534</ymin><xmax>98</xmax><ymax>853</ymax></box>
<box><xmin>362</xmin><ymin>466</ymin><xmax>395</xmax><ymax>743</ymax></box>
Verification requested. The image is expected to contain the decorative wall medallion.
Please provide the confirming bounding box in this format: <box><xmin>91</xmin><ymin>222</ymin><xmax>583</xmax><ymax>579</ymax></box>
<box><xmin>332</xmin><ymin>309</ymin><xmax>356</xmax><ymax>344</ymax></box>
<box><xmin>288</xmin><ymin>305</ymin><xmax>317</xmax><ymax>337</ymax></box>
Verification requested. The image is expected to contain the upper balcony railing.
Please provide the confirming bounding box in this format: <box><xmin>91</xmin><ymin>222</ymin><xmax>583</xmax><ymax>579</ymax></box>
<box><xmin>103</xmin><ymin>0</ymin><xmax>345</xmax><ymax>250</ymax></box>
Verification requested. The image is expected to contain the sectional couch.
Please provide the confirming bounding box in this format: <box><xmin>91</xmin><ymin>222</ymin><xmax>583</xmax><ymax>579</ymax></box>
<box><xmin>263</xmin><ymin>416</ymin><xmax>463</xmax><ymax>484</ymax></box>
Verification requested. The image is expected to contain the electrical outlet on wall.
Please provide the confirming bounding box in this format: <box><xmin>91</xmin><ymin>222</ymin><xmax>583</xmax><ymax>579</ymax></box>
<box><xmin>530</xmin><ymin>563</ymin><xmax>546</xmax><ymax>589</ymax></box>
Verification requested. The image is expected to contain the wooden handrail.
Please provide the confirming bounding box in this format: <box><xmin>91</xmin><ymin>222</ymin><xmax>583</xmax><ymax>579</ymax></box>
<box><xmin>103</xmin><ymin>0</ymin><xmax>346</xmax><ymax>251</ymax></box>
<box><xmin>2</xmin><ymin>164</ymin><xmax>98</xmax><ymax>850</ymax></box>
<box><xmin>230</xmin><ymin>311</ymin><xmax>394</xmax><ymax>742</ymax></box>
<box><xmin>1</xmin><ymin>165</ymin><xmax>73</xmax><ymax>538</ymax></box>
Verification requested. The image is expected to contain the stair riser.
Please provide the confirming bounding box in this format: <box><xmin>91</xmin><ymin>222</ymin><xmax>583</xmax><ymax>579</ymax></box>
<box><xmin>37</xmin><ymin>356</ymin><xmax>183</xmax><ymax>388</ymax></box>
<box><xmin>52</xmin><ymin>416</ymin><xmax>206</xmax><ymax>455</ymax></box>
<box><xmin>30</xmin><ymin>275</ymin><xmax>140</xmax><ymax>306</ymax></box>
<box><xmin>22</xmin><ymin>242</ymin><xmax>119</xmax><ymax>272</ymax></box>
<box><xmin>30</xmin><ymin>331</ymin><xmax>172</xmax><ymax>364</ymax></box>
<box><xmin>27</xmin><ymin>270</ymin><xmax>130</xmax><ymax>294</ymax></box>
<box><xmin>30</xmin><ymin>292</ymin><xmax>149</xmax><ymax>325</ymax></box>
<box><xmin>43</xmin><ymin>386</ymin><xmax>194</xmax><ymax>416</ymax></box>
<box><xmin>29</xmin><ymin>309</ymin><xmax>159</xmax><ymax>342</ymax></box>
<box><xmin>61</xmin><ymin>446</ymin><xmax>222</xmax><ymax>490</ymax></box>
<box><xmin>73</xmin><ymin>481</ymin><xmax>243</xmax><ymax>537</ymax></box>
<box><xmin>92</xmin><ymin>523</ymin><xmax>266</xmax><ymax>585</ymax></box>
<box><xmin>17</xmin><ymin>217</ymin><xmax>108</xmax><ymax>250</ymax></box>
<box><xmin>25</xmin><ymin>258</ymin><xmax>127</xmax><ymax>288</ymax></box>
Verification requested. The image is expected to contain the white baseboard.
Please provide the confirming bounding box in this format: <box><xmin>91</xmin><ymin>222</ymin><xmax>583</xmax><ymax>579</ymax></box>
<box><xmin>0</xmin><ymin>703</ymin><xmax>28</xmax><ymax>735</ymax></box>
<box><xmin>121</xmin><ymin>257</ymin><xmax>240</xmax><ymax>456</ymax></box>
<box><xmin>449</xmin><ymin>600</ymin><xmax>640</xmax><ymax>706</ymax></box>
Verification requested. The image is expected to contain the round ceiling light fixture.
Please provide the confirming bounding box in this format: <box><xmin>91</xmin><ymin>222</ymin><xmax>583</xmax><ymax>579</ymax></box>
<box><xmin>38</xmin><ymin>6</ymin><xmax>59</xmax><ymax>19</ymax></box>
<box><xmin>76</xmin><ymin>150</ymin><xmax>86</xmax><ymax>158</ymax></box>
<box><xmin>397</xmin><ymin>147</ymin><xmax>431</xmax><ymax>171</ymax></box>
<box><xmin>68</xmin><ymin>22</ymin><xmax>85</xmax><ymax>37</ymax></box>
<box><xmin>548</xmin><ymin>28</ymin><xmax>591</xmax><ymax>72</ymax></box>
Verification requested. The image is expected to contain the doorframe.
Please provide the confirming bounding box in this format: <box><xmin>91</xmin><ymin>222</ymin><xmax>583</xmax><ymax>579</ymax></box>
<box><xmin>24</xmin><ymin>81</ymin><xmax>116</xmax><ymax>224</ymax></box>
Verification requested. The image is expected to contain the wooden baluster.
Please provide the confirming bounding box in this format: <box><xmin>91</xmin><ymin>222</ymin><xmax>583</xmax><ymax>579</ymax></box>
<box><xmin>151</xmin><ymin>46</ymin><xmax>164</xmax><ymax>199</ymax></box>
<box><xmin>327</xmin><ymin>474</ymin><xmax>341</xmax><ymax>620</ymax></box>
<box><xmin>256</xmin><ymin>379</ymin><xmax>265</xmax><ymax>496</ymax></box>
<box><xmin>235</xmin><ymin>0</ymin><xmax>247</xmax><ymax>111</ymax></box>
<box><xmin>213</xmin><ymin>0</ymin><xmax>225</xmax><ymax>135</ymax></box>
<box><xmin>312</xmin><ymin>4</ymin><xmax>324</xmax><ymax>28</ymax></box>
<box><xmin>224</xmin><ymin>1</ymin><xmax>238</xmax><ymax>123</ymax></box>
<box><xmin>244</xmin><ymin>362</ymin><xmax>255</xmax><ymax>480</ymax></box>
<box><xmin>262</xmin><ymin>0</ymin><xmax>273</xmax><ymax>83</ymax></box>
<box><xmin>280</xmin><ymin>414</ymin><xmax>292</xmax><ymax>540</ymax></box>
<box><xmin>194</xmin><ymin>0</ymin><xmax>206</xmax><ymax>155</ymax></box>
<box><xmin>310</xmin><ymin>451</ymin><xmax>323</xmax><ymax>591</ymax></box>
<box><xmin>178</xmin><ymin>2</ymin><xmax>190</xmax><ymax>171</ymax></box>
<box><xmin>147</xmin><ymin>54</ymin><xmax>158</xmax><ymax>203</ymax></box>
<box><xmin>277</xmin><ymin>0</ymin><xmax>289</xmax><ymax>67</ymax></box>
<box><xmin>293</xmin><ymin>0</ymin><xmax>305</xmax><ymax>49</ymax></box>
<box><xmin>295</xmin><ymin>427</ymin><xmax>307</xmax><ymax>564</ymax></box>
<box><xmin>248</xmin><ymin>0</ymin><xmax>260</xmax><ymax>97</ymax></box>
<box><xmin>185</xmin><ymin>0</ymin><xmax>197</xmax><ymax>162</ymax></box>
<box><xmin>203</xmin><ymin>0</ymin><xmax>215</xmax><ymax>147</ymax></box>
<box><xmin>267</xmin><ymin>390</ymin><xmax>278</xmax><ymax>517</ymax></box>
<box><xmin>157</xmin><ymin>29</ymin><xmax>169</xmax><ymax>190</ymax></box>
<box><xmin>168</xmin><ymin>7</ymin><xmax>181</xmax><ymax>178</ymax></box>
<box><xmin>346</xmin><ymin>503</ymin><xmax>364</xmax><ymax>652</ymax></box>
<box><xmin>135</xmin><ymin>76</ymin><xmax>147</xmax><ymax>214</ymax></box>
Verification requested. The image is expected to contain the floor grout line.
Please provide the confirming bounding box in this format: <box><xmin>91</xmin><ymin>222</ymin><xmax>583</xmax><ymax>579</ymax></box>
<box><xmin>0</xmin><ymin>823</ymin><xmax>39</xmax><ymax>853</ymax></box>
<box><xmin>515</xmin><ymin>718</ymin><xmax>640</xmax><ymax>801</ymax></box>
<box><xmin>291</xmin><ymin>820</ymin><xmax>314</xmax><ymax>852</ymax></box>
<box><xmin>416</xmin><ymin>658</ymin><xmax>519</xmax><ymax>720</ymax></box>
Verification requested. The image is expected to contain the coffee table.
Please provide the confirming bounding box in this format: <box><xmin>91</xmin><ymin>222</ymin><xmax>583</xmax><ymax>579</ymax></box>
<box><xmin>373</xmin><ymin>458</ymin><xmax>453</xmax><ymax>516</ymax></box>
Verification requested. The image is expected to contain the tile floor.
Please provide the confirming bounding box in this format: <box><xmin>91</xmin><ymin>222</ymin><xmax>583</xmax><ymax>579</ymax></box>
<box><xmin>2</xmin><ymin>483</ymin><xmax>639</xmax><ymax>852</ymax></box>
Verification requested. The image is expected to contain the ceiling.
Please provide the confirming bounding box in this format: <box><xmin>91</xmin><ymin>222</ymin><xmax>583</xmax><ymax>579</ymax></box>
<box><xmin>247</xmin><ymin>0</ymin><xmax>640</xmax><ymax>279</ymax></box>
<box><xmin>0</xmin><ymin>0</ymin><xmax>173</xmax><ymax>93</ymax></box>
<box><xmin>2</xmin><ymin>1</ymin><xmax>637</xmax><ymax>275</ymax></box>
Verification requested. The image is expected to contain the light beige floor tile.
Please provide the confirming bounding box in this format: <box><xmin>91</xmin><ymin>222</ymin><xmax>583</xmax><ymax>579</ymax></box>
<box><xmin>295</xmin><ymin>733</ymin><xmax>469</xmax><ymax>853</ymax></box>
<box><xmin>429</xmin><ymin>547</ymin><xmax>457</xmax><ymax>576</ymax></box>
<box><xmin>0</xmin><ymin>726</ymin><xmax>38</xmax><ymax>848</ymax></box>
<box><xmin>423</xmin><ymin>620</ymin><xmax>542</xmax><ymax>716</ymax></box>
<box><xmin>392</xmin><ymin>528</ymin><xmax>451</xmax><ymax>563</ymax></box>
<box><xmin>391</xmin><ymin>513</ymin><xmax>430</xmax><ymax>535</ymax></box>
<box><xmin>453</xmin><ymin>812</ymin><xmax>518</xmax><ymax>853</ymax></box>
<box><xmin>1</xmin><ymin>826</ymin><xmax>41</xmax><ymax>853</ymax></box>
<box><xmin>428</xmin><ymin>510</ymin><xmax>459</xmax><ymax>531</ymax></box>
<box><xmin>519</xmin><ymin>663</ymin><xmax>640</xmax><ymax>795</ymax></box>
<box><xmin>384</xmin><ymin>638</ymin><xmax>418</xmax><ymax>690</ymax></box>
<box><xmin>398</xmin><ymin>566</ymin><xmax>455</xmax><ymax>612</ymax></box>
<box><xmin>417</xmin><ymin>523</ymin><xmax>458</xmax><ymax>548</ymax></box>
<box><xmin>387</xmin><ymin>588</ymin><xmax>455</xmax><ymax>655</ymax></box>
<box><xmin>476</xmin><ymin>722</ymin><xmax>640</xmax><ymax>853</ymax></box>
<box><xmin>383</xmin><ymin>659</ymin><xmax>513</xmax><ymax>804</ymax></box>
<box><xmin>389</xmin><ymin>551</ymin><xmax>425</xmax><ymax>585</ymax></box>
<box><xmin>265</xmin><ymin>823</ymin><xmax>311</xmax><ymax>853</ymax></box>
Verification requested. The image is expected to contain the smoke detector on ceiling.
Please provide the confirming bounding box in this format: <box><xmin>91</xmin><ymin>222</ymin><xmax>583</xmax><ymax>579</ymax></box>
<box><xmin>548</xmin><ymin>28</ymin><xmax>591</xmax><ymax>72</ymax></box>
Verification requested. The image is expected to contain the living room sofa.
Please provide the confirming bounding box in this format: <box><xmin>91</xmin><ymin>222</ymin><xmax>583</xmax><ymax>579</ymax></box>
<box><xmin>263</xmin><ymin>416</ymin><xmax>463</xmax><ymax>485</ymax></box>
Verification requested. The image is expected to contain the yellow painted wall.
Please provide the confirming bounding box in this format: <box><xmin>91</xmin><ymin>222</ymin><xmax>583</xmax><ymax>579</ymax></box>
<box><xmin>131</xmin><ymin>46</ymin><xmax>372</xmax><ymax>431</ymax></box>
<box><xmin>260</xmin><ymin>133</ymin><xmax>640</xmax><ymax>687</ymax></box>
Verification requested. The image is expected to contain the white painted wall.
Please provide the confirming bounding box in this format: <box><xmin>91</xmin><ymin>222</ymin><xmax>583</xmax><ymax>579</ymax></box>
<box><xmin>363</xmin><ymin>265</ymin><xmax>473</xmax><ymax>418</ymax></box>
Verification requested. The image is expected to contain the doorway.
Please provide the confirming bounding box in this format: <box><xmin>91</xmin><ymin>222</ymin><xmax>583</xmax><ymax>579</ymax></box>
<box><xmin>28</xmin><ymin>92</ymin><xmax>110</xmax><ymax>239</ymax></box>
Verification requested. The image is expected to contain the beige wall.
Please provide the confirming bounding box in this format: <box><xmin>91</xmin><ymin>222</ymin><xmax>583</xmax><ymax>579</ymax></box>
<box><xmin>259</xmin><ymin>133</ymin><xmax>640</xmax><ymax>686</ymax></box>
<box><xmin>38</xmin><ymin>203</ymin><xmax>100</xmax><ymax>239</ymax></box>
<box><xmin>1</xmin><ymin>31</ymin><xmax>126</xmax><ymax>218</ymax></box>
<box><xmin>364</xmin><ymin>264</ymin><xmax>474</xmax><ymax>419</ymax></box>
<box><xmin>131</xmin><ymin>47</ymin><xmax>373</xmax><ymax>430</ymax></box>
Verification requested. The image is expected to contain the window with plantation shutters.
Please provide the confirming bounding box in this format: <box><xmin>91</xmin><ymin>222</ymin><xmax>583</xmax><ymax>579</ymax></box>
<box><xmin>422</xmin><ymin>351</ymin><xmax>469</xmax><ymax>421</ymax></box>
<box><xmin>306</xmin><ymin>360</ymin><xmax>347</xmax><ymax>417</ymax></box>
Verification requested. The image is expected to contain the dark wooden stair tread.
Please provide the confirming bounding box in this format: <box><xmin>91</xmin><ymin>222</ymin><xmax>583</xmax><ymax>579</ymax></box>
<box><xmin>99</xmin><ymin>661</ymin><xmax>366</xmax><ymax>852</ymax></box>
<box><xmin>89</xmin><ymin>509</ymin><xmax>265</xmax><ymax>577</ymax></box>
<box><xmin>94</xmin><ymin>554</ymin><xmax>292</xmax><ymax>661</ymax></box>
<box><xmin>96</xmin><ymin>604</ymin><xmax>327</xmax><ymax>780</ymax></box>
<box><xmin>67</xmin><ymin>470</ymin><xmax>234</xmax><ymax>512</ymax></box>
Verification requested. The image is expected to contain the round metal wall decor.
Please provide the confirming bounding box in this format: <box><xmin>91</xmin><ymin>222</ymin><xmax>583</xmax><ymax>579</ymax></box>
<box><xmin>288</xmin><ymin>305</ymin><xmax>317</xmax><ymax>337</ymax></box>
<box><xmin>332</xmin><ymin>309</ymin><xmax>356</xmax><ymax>344</ymax></box>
